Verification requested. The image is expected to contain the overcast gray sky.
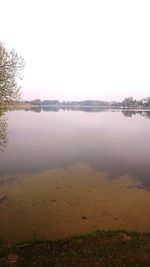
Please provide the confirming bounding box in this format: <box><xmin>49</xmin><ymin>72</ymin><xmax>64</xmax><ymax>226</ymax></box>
<box><xmin>0</xmin><ymin>0</ymin><xmax>150</xmax><ymax>101</ymax></box>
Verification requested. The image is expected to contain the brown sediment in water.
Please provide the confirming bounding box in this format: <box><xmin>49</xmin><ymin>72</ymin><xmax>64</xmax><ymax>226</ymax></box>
<box><xmin>0</xmin><ymin>164</ymin><xmax>150</xmax><ymax>243</ymax></box>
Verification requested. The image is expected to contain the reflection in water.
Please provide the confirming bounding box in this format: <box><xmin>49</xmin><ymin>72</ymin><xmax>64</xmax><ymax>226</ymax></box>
<box><xmin>0</xmin><ymin>110</ymin><xmax>150</xmax><ymax>243</ymax></box>
<box><xmin>42</xmin><ymin>106</ymin><xmax>59</xmax><ymax>112</ymax></box>
<box><xmin>0</xmin><ymin>111</ymin><xmax>8</xmax><ymax>152</ymax></box>
<box><xmin>25</xmin><ymin>106</ymin><xmax>42</xmax><ymax>113</ymax></box>
<box><xmin>1</xmin><ymin>109</ymin><xmax>150</xmax><ymax>188</ymax></box>
<box><xmin>25</xmin><ymin>106</ymin><xmax>150</xmax><ymax>119</ymax></box>
<box><xmin>26</xmin><ymin>106</ymin><xmax>111</xmax><ymax>113</ymax></box>
<box><xmin>122</xmin><ymin>110</ymin><xmax>150</xmax><ymax>119</ymax></box>
<box><xmin>122</xmin><ymin>111</ymin><xmax>134</xmax><ymax>117</ymax></box>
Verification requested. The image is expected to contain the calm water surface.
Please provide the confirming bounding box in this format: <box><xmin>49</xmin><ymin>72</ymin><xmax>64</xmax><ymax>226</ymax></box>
<box><xmin>0</xmin><ymin>109</ymin><xmax>150</xmax><ymax>242</ymax></box>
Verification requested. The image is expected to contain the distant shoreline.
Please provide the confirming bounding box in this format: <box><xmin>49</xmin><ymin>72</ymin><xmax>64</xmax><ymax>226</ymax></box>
<box><xmin>5</xmin><ymin>103</ymin><xmax>150</xmax><ymax>112</ymax></box>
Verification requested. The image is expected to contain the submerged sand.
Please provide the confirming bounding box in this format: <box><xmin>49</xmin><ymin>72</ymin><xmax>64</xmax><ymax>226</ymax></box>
<box><xmin>0</xmin><ymin>164</ymin><xmax>150</xmax><ymax>243</ymax></box>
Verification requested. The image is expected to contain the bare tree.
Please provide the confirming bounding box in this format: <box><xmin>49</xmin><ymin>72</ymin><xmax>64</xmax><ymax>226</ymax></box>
<box><xmin>0</xmin><ymin>42</ymin><xmax>25</xmax><ymax>107</ymax></box>
<box><xmin>0</xmin><ymin>110</ymin><xmax>8</xmax><ymax>151</ymax></box>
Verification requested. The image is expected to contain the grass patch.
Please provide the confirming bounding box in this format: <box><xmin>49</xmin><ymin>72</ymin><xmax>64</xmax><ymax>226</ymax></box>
<box><xmin>0</xmin><ymin>230</ymin><xmax>150</xmax><ymax>266</ymax></box>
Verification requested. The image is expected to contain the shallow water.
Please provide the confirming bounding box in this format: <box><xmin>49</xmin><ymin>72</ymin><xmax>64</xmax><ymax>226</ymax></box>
<box><xmin>0</xmin><ymin>109</ymin><xmax>150</xmax><ymax>242</ymax></box>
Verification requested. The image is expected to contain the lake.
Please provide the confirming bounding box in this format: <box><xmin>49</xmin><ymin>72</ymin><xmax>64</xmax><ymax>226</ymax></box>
<box><xmin>0</xmin><ymin>109</ymin><xmax>150</xmax><ymax>242</ymax></box>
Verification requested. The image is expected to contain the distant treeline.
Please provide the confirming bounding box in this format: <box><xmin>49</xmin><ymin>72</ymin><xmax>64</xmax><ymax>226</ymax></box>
<box><xmin>23</xmin><ymin>97</ymin><xmax>150</xmax><ymax>108</ymax></box>
<box><xmin>25</xmin><ymin>99</ymin><xmax>110</xmax><ymax>107</ymax></box>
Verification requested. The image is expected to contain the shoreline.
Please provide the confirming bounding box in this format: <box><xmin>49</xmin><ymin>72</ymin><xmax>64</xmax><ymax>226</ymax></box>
<box><xmin>1</xmin><ymin>229</ymin><xmax>150</xmax><ymax>266</ymax></box>
<box><xmin>3</xmin><ymin>103</ymin><xmax>150</xmax><ymax>112</ymax></box>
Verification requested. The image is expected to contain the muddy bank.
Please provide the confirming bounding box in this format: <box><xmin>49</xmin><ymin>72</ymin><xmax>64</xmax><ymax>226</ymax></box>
<box><xmin>0</xmin><ymin>230</ymin><xmax>150</xmax><ymax>267</ymax></box>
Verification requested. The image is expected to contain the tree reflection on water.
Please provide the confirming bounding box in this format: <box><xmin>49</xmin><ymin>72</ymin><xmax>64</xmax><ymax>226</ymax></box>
<box><xmin>0</xmin><ymin>110</ymin><xmax>8</xmax><ymax>152</ymax></box>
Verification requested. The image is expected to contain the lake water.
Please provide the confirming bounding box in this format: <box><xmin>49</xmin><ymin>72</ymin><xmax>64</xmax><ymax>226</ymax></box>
<box><xmin>0</xmin><ymin>109</ymin><xmax>150</xmax><ymax>242</ymax></box>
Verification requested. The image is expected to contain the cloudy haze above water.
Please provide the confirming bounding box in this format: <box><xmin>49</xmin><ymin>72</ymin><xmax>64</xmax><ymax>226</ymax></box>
<box><xmin>1</xmin><ymin>0</ymin><xmax>150</xmax><ymax>101</ymax></box>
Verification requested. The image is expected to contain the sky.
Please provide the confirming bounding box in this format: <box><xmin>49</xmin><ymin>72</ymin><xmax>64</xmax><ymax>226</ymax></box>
<box><xmin>0</xmin><ymin>0</ymin><xmax>150</xmax><ymax>101</ymax></box>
